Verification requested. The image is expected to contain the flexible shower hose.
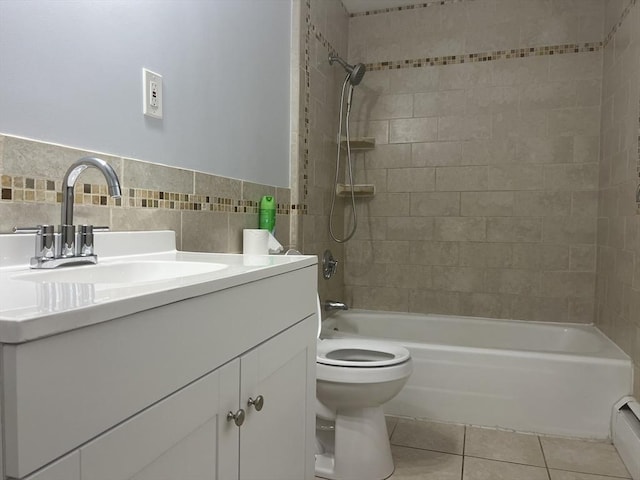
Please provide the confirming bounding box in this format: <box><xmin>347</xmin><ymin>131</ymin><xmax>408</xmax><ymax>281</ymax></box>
<box><xmin>329</xmin><ymin>75</ymin><xmax>358</xmax><ymax>243</ymax></box>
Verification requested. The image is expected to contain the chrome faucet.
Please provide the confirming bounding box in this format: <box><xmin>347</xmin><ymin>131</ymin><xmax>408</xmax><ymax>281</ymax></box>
<box><xmin>60</xmin><ymin>156</ymin><xmax>121</xmax><ymax>254</ymax></box>
<box><xmin>324</xmin><ymin>300</ymin><xmax>349</xmax><ymax>312</ymax></box>
<box><xmin>14</xmin><ymin>156</ymin><xmax>121</xmax><ymax>269</ymax></box>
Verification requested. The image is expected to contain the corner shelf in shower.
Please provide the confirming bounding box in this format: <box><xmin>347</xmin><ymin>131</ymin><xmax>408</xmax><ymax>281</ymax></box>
<box><xmin>336</xmin><ymin>183</ymin><xmax>376</xmax><ymax>198</ymax></box>
<box><xmin>339</xmin><ymin>136</ymin><xmax>376</xmax><ymax>151</ymax></box>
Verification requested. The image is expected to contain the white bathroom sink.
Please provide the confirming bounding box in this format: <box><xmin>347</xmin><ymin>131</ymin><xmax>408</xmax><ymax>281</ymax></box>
<box><xmin>0</xmin><ymin>230</ymin><xmax>317</xmax><ymax>343</ymax></box>
<box><xmin>11</xmin><ymin>260</ymin><xmax>228</xmax><ymax>285</ymax></box>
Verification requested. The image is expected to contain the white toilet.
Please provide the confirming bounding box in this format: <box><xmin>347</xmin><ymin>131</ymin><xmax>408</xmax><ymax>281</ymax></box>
<box><xmin>315</xmin><ymin>299</ymin><xmax>413</xmax><ymax>480</ymax></box>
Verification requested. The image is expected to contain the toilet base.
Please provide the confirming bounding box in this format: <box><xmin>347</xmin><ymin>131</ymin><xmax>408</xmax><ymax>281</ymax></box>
<box><xmin>315</xmin><ymin>406</ymin><xmax>394</xmax><ymax>480</ymax></box>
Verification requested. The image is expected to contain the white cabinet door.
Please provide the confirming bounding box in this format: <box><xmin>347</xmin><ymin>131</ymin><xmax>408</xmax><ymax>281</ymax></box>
<box><xmin>216</xmin><ymin>359</ymin><xmax>241</xmax><ymax>480</ymax></box>
<box><xmin>239</xmin><ymin>316</ymin><xmax>316</xmax><ymax>480</ymax></box>
<box><xmin>79</xmin><ymin>365</ymin><xmax>230</xmax><ymax>480</ymax></box>
<box><xmin>129</xmin><ymin>417</ymin><xmax>217</xmax><ymax>480</ymax></box>
<box><xmin>22</xmin><ymin>451</ymin><xmax>80</xmax><ymax>480</ymax></box>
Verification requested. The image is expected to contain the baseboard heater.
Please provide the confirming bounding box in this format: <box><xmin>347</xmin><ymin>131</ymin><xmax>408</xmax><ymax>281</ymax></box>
<box><xmin>613</xmin><ymin>397</ymin><xmax>640</xmax><ymax>480</ymax></box>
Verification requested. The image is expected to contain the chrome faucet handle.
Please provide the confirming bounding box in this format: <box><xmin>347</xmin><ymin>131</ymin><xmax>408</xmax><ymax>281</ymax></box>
<box><xmin>322</xmin><ymin>250</ymin><xmax>339</xmax><ymax>279</ymax></box>
<box><xmin>13</xmin><ymin>225</ymin><xmax>56</xmax><ymax>259</ymax></box>
<box><xmin>76</xmin><ymin>225</ymin><xmax>94</xmax><ymax>256</ymax></box>
<box><xmin>37</xmin><ymin>225</ymin><xmax>56</xmax><ymax>259</ymax></box>
<box><xmin>13</xmin><ymin>226</ymin><xmax>43</xmax><ymax>234</ymax></box>
<box><xmin>59</xmin><ymin>224</ymin><xmax>76</xmax><ymax>258</ymax></box>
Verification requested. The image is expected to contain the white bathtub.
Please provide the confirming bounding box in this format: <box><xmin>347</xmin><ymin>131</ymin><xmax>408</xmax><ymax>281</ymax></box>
<box><xmin>322</xmin><ymin>310</ymin><xmax>633</xmax><ymax>439</ymax></box>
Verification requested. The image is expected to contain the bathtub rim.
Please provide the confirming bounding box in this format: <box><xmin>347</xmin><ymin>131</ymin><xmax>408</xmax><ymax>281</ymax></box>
<box><xmin>323</xmin><ymin>309</ymin><xmax>634</xmax><ymax>440</ymax></box>
<box><xmin>322</xmin><ymin>309</ymin><xmax>631</xmax><ymax>365</ymax></box>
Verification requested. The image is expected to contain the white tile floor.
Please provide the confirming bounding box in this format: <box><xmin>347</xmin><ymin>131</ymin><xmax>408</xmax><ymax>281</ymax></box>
<box><xmin>317</xmin><ymin>416</ymin><xmax>631</xmax><ymax>480</ymax></box>
<box><xmin>387</xmin><ymin>417</ymin><xmax>630</xmax><ymax>480</ymax></box>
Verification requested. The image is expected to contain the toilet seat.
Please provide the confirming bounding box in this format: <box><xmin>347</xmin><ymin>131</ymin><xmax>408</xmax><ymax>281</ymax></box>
<box><xmin>317</xmin><ymin>338</ymin><xmax>410</xmax><ymax>368</ymax></box>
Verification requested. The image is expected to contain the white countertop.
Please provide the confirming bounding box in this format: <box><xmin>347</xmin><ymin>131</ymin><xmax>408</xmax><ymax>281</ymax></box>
<box><xmin>0</xmin><ymin>231</ymin><xmax>316</xmax><ymax>343</ymax></box>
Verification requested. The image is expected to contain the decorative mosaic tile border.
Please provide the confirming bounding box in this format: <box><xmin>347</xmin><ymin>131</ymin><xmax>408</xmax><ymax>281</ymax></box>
<box><xmin>303</xmin><ymin>0</ymin><xmax>312</xmax><ymax>204</ymax></box>
<box><xmin>350</xmin><ymin>0</ymin><xmax>636</xmax><ymax>29</ymax></box>
<box><xmin>604</xmin><ymin>0</ymin><xmax>637</xmax><ymax>47</ymax></box>
<box><xmin>349</xmin><ymin>0</ymin><xmax>468</xmax><ymax>18</ymax></box>
<box><xmin>0</xmin><ymin>174</ymin><xmax>300</xmax><ymax>215</ymax></box>
<box><xmin>629</xmin><ymin>0</ymin><xmax>640</xmax><ymax>210</ymax></box>
<box><xmin>637</xmin><ymin>105</ymin><xmax>640</xmax><ymax>210</ymax></box>
<box><xmin>350</xmin><ymin>0</ymin><xmax>635</xmax><ymax>67</ymax></box>
<box><xmin>365</xmin><ymin>42</ymin><xmax>603</xmax><ymax>71</ymax></box>
<box><xmin>312</xmin><ymin>25</ymin><xmax>339</xmax><ymax>61</ymax></box>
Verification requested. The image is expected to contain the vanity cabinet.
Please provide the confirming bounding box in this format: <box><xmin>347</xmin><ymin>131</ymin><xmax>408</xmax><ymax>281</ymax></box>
<box><xmin>3</xmin><ymin>264</ymin><xmax>317</xmax><ymax>480</ymax></box>
<box><xmin>77</xmin><ymin>315</ymin><xmax>315</xmax><ymax>480</ymax></box>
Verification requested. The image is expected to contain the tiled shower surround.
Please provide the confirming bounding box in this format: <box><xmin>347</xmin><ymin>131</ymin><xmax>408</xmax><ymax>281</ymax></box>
<box><xmin>341</xmin><ymin>1</ymin><xmax>597</xmax><ymax>320</ymax></box>
<box><xmin>334</xmin><ymin>0</ymin><xmax>640</xmax><ymax>396</ymax></box>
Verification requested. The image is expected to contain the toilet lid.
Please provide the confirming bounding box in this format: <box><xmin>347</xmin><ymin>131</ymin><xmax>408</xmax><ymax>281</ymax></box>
<box><xmin>316</xmin><ymin>338</ymin><xmax>411</xmax><ymax>368</ymax></box>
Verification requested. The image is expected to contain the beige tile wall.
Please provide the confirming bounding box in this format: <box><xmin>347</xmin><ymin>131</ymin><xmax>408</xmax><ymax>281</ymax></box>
<box><xmin>0</xmin><ymin>134</ymin><xmax>292</xmax><ymax>254</ymax></box>
<box><xmin>597</xmin><ymin>0</ymin><xmax>640</xmax><ymax>399</ymax></box>
<box><xmin>349</xmin><ymin>0</ymin><xmax>604</xmax><ymax>64</ymax></box>
<box><xmin>293</xmin><ymin>0</ymin><xmax>350</xmax><ymax>303</ymax></box>
<box><xmin>344</xmin><ymin>0</ymin><xmax>604</xmax><ymax>323</ymax></box>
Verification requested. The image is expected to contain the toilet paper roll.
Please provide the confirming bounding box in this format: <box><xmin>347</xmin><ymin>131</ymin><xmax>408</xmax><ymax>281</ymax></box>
<box><xmin>243</xmin><ymin>229</ymin><xmax>269</xmax><ymax>255</ymax></box>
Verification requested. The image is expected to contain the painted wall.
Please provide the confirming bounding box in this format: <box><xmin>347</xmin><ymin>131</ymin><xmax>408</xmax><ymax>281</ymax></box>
<box><xmin>0</xmin><ymin>0</ymin><xmax>291</xmax><ymax>187</ymax></box>
<box><xmin>0</xmin><ymin>1</ymin><xmax>295</xmax><ymax>253</ymax></box>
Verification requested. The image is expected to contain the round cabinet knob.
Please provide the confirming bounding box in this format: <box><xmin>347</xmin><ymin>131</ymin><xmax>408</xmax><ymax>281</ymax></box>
<box><xmin>247</xmin><ymin>395</ymin><xmax>264</xmax><ymax>411</ymax></box>
<box><xmin>227</xmin><ymin>409</ymin><xmax>245</xmax><ymax>427</ymax></box>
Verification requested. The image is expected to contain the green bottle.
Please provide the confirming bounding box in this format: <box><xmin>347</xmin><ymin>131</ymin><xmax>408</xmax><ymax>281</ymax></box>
<box><xmin>259</xmin><ymin>195</ymin><xmax>276</xmax><ymax>233</ymax></box>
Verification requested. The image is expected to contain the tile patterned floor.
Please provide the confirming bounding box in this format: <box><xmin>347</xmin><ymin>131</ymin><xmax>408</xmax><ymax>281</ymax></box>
<box><xmin>317</xmin><ymin>416</ymin><xmax>631</xmax><ymax>480</ymax></box>
<box><xmin>387</xmin><ymin>417</ymin><xmax>630</xmax><ymax>480</ymax></box>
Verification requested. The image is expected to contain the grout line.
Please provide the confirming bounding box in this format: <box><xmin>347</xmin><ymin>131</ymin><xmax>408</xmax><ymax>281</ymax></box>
<box><xmin>393</xmin><ymin>443</ymin><xmax>464</xmax><ymax>457</ymax></box>
<box><xmin>461</xmin><ymin>425</ymin><xmax>466</xmax><ymax>479</ymax></box>
<box><xmin>547</xmin><ymin>467</ymin><xmax>631</xmax><ymax>479</ymax></box>
<box><xmin>538</xmin><ymin>435</ymin><xmax>552</xmax><ymax>480</ymax></box>
<box><xmin>462</xmin><ymin>424</ymin><xmax>467</xmax><ymax>455</ymax></box>
<box><xmin>463</xmin><ymin>453</ymin><xmax>547</xmax><ymax>469</ymax></box>
<box><xmin>538</xmin><ymin>435</ymin><xmax>550</xmax><ymax>470</ymax></box>
<box><xmin>386</xmin><ymin>415</ymin><xmax>399</xmax><ymax>438</ymax></box>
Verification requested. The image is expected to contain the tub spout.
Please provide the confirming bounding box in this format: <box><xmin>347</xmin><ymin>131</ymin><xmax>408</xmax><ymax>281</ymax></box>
<box><xmin>324</xmin><ymin>300</ymin><xmax>348</xmax><ymax>311</ymax></box>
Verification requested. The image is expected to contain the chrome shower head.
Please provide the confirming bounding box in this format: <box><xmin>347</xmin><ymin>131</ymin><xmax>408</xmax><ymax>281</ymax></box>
<box><xmin>349</xmin><ymin>62</ymin><xmax>366</xmax><ymax>86</ymax></box>
<box><xmin>329</xmin><ymin>54</ymin><xmax>366</xmax><ymax>86</ymax></box>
